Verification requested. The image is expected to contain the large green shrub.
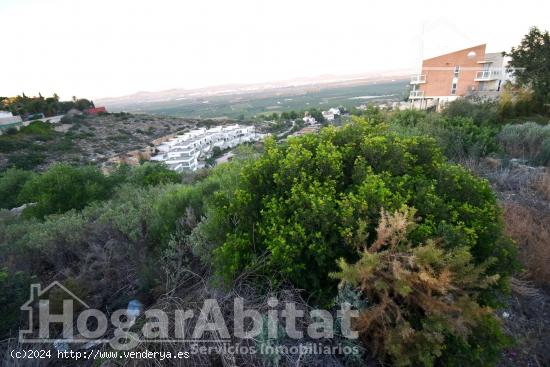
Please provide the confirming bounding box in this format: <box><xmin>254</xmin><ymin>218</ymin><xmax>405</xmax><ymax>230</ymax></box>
<box><xmin>18</xmin><ymin>164</ymin><xmax>116</xmax><ymax>219</ymax></box>
<box><xmin>204</xmin><ymin>120</ymin><xmax>515</xmax><ymax>303</ymax></box>
<box><xmin>0</xmin><ymin>168</ymin><xmax>36</xmax><ymax>209</ymax></box>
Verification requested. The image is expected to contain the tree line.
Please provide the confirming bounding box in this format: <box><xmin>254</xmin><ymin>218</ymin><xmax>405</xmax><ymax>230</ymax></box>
<box><xmin>0</xmin><ymin>93</ymin><xmax>95</xmax><ymax>118</ymax></box>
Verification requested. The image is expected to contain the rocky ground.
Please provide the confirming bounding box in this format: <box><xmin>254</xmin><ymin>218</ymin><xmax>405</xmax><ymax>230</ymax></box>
<box><xmin>468</xmin><ymin>158</ymin><xmax>550</xmax><ymax>366</ymax></box>
<box><xmin>0</xmin><ymin>113</ymin><xmax>245</xmax><ymax>172</ymax></box>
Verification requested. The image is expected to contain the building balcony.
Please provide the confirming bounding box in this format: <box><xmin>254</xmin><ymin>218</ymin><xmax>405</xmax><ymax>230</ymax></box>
<box><xmin>409</xmin><ymin>90</ymin><xmax>424</xmax><ymax>99</ymax></box>
<box><xmin>475</xmin><ymin>70</ymin><xmax>499</xmax><ymax>81</ymax></box>
<box><xmin>410</xmin><ymin>74</ymin><xmax>426</xmax><ymax>84</ymax></box>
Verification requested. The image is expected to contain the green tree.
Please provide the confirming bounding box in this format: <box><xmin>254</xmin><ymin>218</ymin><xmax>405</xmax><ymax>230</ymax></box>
<box><xmin>307</xmin><ymin>108</ymin><xmax>325</xmax><ymax>123</ymax></box>
<box><xmin>74</xmin><ymin>98</ymin><xmax>94</xmax><ymax>111</ymax></box>
<box><xmin>506</xmin><ymin>27</ymin><xmax>550</xmax><ymax>109</ymax></box>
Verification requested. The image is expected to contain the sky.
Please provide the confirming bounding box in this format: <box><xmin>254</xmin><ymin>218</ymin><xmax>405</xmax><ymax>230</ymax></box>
<box><xmin>1</xmin><ymin>0</ymin><xmax>549</xmax><ymax>100</ymax></box>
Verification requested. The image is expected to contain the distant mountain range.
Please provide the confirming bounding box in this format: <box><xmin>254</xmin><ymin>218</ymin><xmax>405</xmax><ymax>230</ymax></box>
<box><xmin>96</xmin><ymin>70</ymin><xmax>412</xmax><ymax>110</ymax></box>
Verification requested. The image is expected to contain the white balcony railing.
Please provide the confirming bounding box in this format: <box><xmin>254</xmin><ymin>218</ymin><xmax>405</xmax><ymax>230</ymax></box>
<box><xmin>409</xmin><ymin>90</ymin><xmax>424</xmax><ymax>99</ymax></box>
<box><xmin>475</xmin><ymin>70</ymin><xmax>499</xmax><ymax>81</ymax></box>
<box><xmin>410</xmin><ymin>74</ymin><xmax>426</xmax><ymax>84</ymax></box>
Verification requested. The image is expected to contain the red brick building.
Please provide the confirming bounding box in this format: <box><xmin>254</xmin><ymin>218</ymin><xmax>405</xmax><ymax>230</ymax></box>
<box><xmin>84</xmin><ymin>107</ymin><xmax>107</xmax><ymax>115</ymax></box>
<box><xmin>410</xmin><ymin>44</ymin><xmax>511</xmax><ymax>110</ymax></box>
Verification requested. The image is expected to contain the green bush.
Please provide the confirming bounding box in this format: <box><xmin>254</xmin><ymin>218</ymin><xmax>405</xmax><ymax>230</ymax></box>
<box><xmin>0</xmin><ymin>187</ymin><xmax>166</xmax><ymax>318</ymax></box>
<box><xmin>204</xmin><ymin>120</ymin><xmax>515</xmax><ymax>303</ymax></box>
<box><xmin>390</xmin><ymin>114</ymin><xmax>500</xmax><ymax>161</ymax></box>
<box><xmin>498</xmin><ymin>122</ymin><xmax>550</xmax><ymax>166</ymax></box>
<box><xmin>18</xmin><ymin>164</ymin><xmax>116</xmax><ymax>219</ymax></box>
<box><xmin>19</xmin><ymin>121</ymin><xmax>55</xmax><ymax>138</ymax></box>
<box><xmin>0</xmin><ymin>168</ymin><xmax>36</xmax><ymax>209</ymax></box>
<box><xmin>443</xmin><ymin>98</ymin><xmax>500</xmax><ymax>125</ymax></box>
<box><xmin>0</xmin><ymin>268</ymin><xmax>35</xmax><ymax>338</ymax></box>
<box><xmin>7</xmin><ymin>151</ymin><xmax>46</xmax><ymax>170</ymax></box>
<box><xmin>148</xmin><ymin>184</ymin><xmax>203</xmax><ymax>247</ymax></box>
<box><xmin>128</xmin><ymin>162</ymin><xmax>182</xmax><ymax>186</ymax></box>
<box><xmin>392</xmin><ymin>109</ymin><xmax>427</xmax><ymax>126</ymax></box>
<box><xmin>0</xmin><ymin>139</ymin><xmax>25</xmax><ymax>153</ymax></box>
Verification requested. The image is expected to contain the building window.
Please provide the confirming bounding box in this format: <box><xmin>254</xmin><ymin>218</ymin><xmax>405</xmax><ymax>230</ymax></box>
<box><xmin>451</xmin><ymin>82</ymin><xmax>457</xmax><ymax>95</ymax></box>
<box><xmin>454</xmin><ymin>66</ymin><xmax>460</xmax><ymax>77</ymax></box>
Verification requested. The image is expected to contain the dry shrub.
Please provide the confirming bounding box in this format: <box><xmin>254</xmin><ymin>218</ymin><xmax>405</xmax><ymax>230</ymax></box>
<box><xmin>502</xmin><ymin>202</ymin><xmax>550</xmax><ymax>287</ymax></box>
<box><xmin>127</xmin><ymin>275</ymin><xmax>356</xmax><ymax>367</ymax></box>
<box><xmin>331</xmin><ymin>208</ymin><xmax>503</xmax><ymax>367</ymax></box>
<box><xmin>531</xmin><ymin>170</ymin><xmax>550</xmax><ymax>201</ymax></box>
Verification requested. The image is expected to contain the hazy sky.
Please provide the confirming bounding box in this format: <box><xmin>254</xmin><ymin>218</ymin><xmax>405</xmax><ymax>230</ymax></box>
<box><xmin>1</xmin><ymin>0</ymin><xmax>548</xmax><ymax>99</ymax></box>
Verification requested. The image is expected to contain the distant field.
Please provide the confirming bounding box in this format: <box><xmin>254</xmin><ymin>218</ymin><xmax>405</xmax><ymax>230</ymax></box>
<box><xmin>117</xmin><ymin>80</ymin><xmax>408</xmax><ymax>119</ymax></box>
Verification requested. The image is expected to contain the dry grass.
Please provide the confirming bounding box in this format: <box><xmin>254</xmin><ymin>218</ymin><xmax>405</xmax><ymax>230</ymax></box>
<box><xmin>502</xmin><ymin>202</ymin><xmax>550</xmax><ymax>288</ymax></box>
<box><xmin>532</xmin><ymin>170</ymin><xmax>550</xmax><ymax>201</ymax></box>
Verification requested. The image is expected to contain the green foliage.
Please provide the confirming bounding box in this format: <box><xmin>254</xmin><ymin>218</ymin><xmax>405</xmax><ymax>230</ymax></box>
<box><xmin>390</xmin><ymin>113</ymin><xmax>500</xmax><ymax>161</ymax></box>
<box><xmin>440</xmin><ymin>314</ymin><xmax>511</xmax><ymax>367</ymax></box>
<box><xmin>498</xmin><ymin>122</ymin><xmax>550</xmax><ymax>166</ymax></box>
<box><xmin>18</xmin><ymin>164</ymin><xmax>115</xmax><ymax>219</ymax></box>
<box><xmin>0</xmin><ymin>138</ymin><xmax>25</xmax><ymax>153</ymax></box>
<box><xmin>506</xmin><ymin>27</ymin><xmax>550</xmax><ymax>109</ymax></box>
<box><xmin>361</xmin><ymin>105</ymin><xmax>387</xmax><ymax>124</ymax></box>
<box><xmin>0</xmin><ymin>121</ymin><xmax>69</xmax><ymax>170</ymax></box>
<box><xmin>0</xmin><ymin>121</ymin><xmax>56</xmax><ymax>154</ymax></box>
<box><xmin>0</xmin><ymin>268</ymin><xmax>35</xmax><ymax>338</ymax></box>
<box><xmin>7</xmin><ymin>151</ymin><xmax>46</xmax><ymax>170</ymax></box>
<box><xmin>19</xmin><ymin>121</ymin><xmax>55</xmax><ymax>137</ymax></box>
<box><xmin>307</xmin><ymin>108</ymin><xmax>325</xmax><ymax>123</ymax></box>
<box><xmin>148</xmin><ymin>184</ymin><xmax>203</xmax><ymax>247</ymax></box>
<box><xmin>1</xmin><ymin>93</ymin><xmax>94</xmax><ymax>117</ymax></box>
<box><xmin>128</xmin><ymin>162</ymin><xmax>182</xmax><ymax>186</ymax></box>
<box><xmin>206</xmin><ymin>120</ymin><xmax>515</xmax><ymax>303</ymax></box>
<box><xmin>0</xmin><ymin>168</ymin><xmax>36</xmax><ymax>209</ymax></box>
<box><xmin>391</xmin><ymin>109</ymin><xmax>426</xmax><ymax>126</ymax></box>
<box><xmin>331</xmin><ymin>207</ymin><xmax>510</xmax><ymax>367</ymax></box>
<box><xmin>443</xmin><ymin>98</ymin><xmax>500</xmax><ymax>125</ymax></box>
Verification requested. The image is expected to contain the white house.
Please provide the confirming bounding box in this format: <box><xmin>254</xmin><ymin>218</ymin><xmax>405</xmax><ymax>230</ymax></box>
<box><xmin>303</xmin><ymin>116</ymin><xmax>317</xmax><ymax>125</ymax></box>
<box><xmin>321</xmin><ymin>107</ymin><xmax>341</xmax><ymax>122</ymax></box>
<box><xmin>328</xmin><ymin>107</ymin><xmax>341</xmax><ymax>116</ymax></box>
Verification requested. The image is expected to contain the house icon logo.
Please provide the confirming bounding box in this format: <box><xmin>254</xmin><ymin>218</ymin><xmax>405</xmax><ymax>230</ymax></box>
<box><xmin>19</xmin><ymin>281</ymin><xmax>90</xmax><ymax>343</ymax></box>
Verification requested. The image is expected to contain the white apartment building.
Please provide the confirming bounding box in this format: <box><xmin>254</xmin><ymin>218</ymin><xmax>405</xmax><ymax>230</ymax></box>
<box><xmin>150</xmin><ymin>124</ymin><xmax>262</xmax><ymax>172</ymax></box>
